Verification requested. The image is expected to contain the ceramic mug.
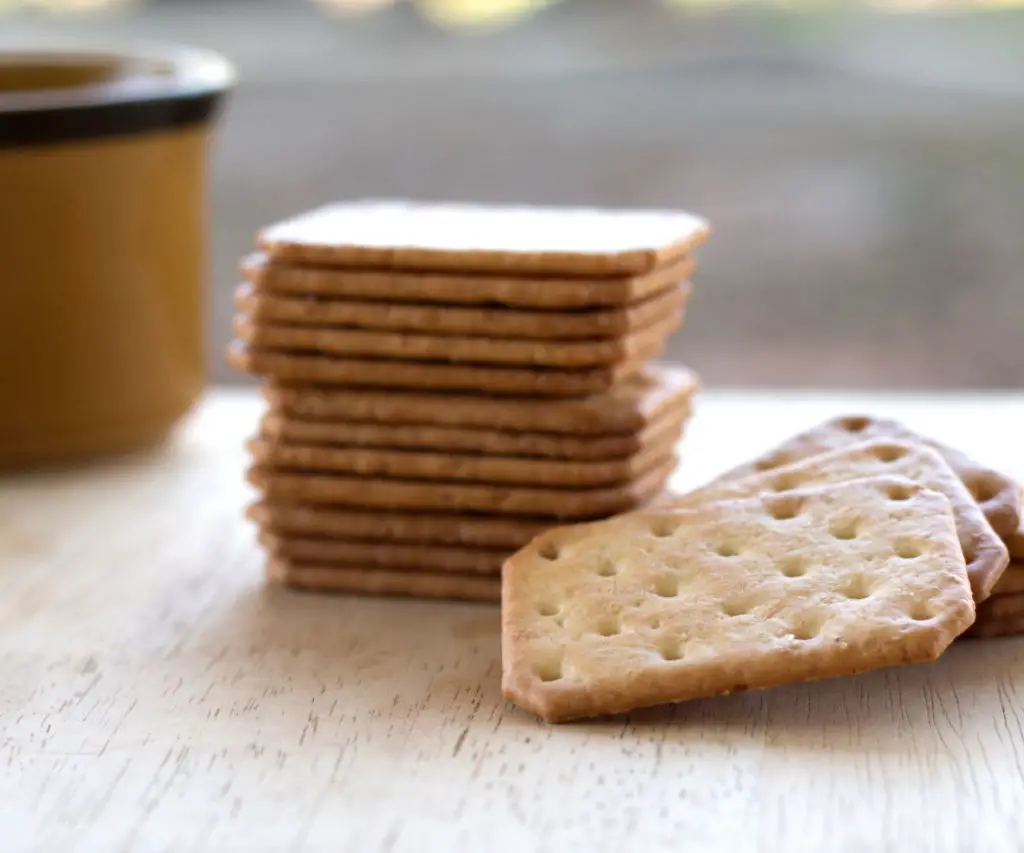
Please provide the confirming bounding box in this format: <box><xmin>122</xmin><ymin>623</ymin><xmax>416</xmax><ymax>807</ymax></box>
<box><xmin>0</xmin><ymin>44</ymin><xmax>233</xmax><ymax>470</ymax></box>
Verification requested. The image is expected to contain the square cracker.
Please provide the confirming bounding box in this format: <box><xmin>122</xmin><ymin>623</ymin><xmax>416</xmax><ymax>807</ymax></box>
<box><xmin>247</xmin><ymin>455</ymin><xmax>675</xmax><ymax>519</ymax></box>
<box><xmin>232</xmin><ymin>309</ymin><xmax>680</xmax><ymax>369</ymax></box>
<box><xmin>241</xmin><ymin>253</ymin><xmax>696</xmax><ymax>310</ymax></box>
<box><xmin>267</xmin><ymin>558</ymin><xmax>500</xmax><ymax>603</ymax></box>
<box><xmin>664</xmin><ymin>439</ymin><xmax>1008</xmax><ymax>602</ymax></box>
<box><xmin>228</xmin><ymin>341</ymin><xmax>648</xmax><ymax>397</ymax></box>
<box><xmin>247</xmin><ymin>501</ymin><xmax>554</xmax><ymax>549</ymax></box>
<box><xmin>258</xmin><ymin>406</ymin><xmax>690</xmax><ymax>461</ymax></box>
<box><xmin>502</xmin><ymin>476</ymin><xmax>974</xmax><ymax>723</ymax></box>
<box><xmin>246</xmin><ymin>433</ymin><xmax>677</xmax><ymax>488</ymax></box>
<box><xmin>706</xmin><ymin>415</ymin><xmax>1021</xmax><ymax>539</ymax></box>
<box><xmin>256</xmin><ymin>200</ymin><xmax>710</xmax><ymax>277</ymax></box>
<box><xmin>262</xmin><ymin>363</ymin><xmax>699</xmax><ymax>435</ymax></box>
<box><xmin>234</xmin><ymin>280</ymin><xmax>690</xmax><ymax>341</ymax></box>
<box><xmin>259</xmin><ymin>530</ymin><xmax>506</xmax><ymax>575</ymax></box>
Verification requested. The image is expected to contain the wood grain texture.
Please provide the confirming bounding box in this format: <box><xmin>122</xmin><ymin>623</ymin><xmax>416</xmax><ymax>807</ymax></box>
<box><xmin>3</xmin><ymin>388</ymin><xmax>1024</xmax><ymax>853</ymax></box>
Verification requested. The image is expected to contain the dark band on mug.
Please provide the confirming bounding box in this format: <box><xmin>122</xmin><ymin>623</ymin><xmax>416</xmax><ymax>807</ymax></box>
<box><xmin>0</xmin><ymin>89</ymin><xmax>227</xmax><ymax>149</ymax></box>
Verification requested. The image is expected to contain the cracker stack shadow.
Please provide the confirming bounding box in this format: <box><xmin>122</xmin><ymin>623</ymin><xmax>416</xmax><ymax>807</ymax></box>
<box><xmin>228</xmin><ymin>200</ymin><xmax>711</xmax><ymax>601</ymax></box>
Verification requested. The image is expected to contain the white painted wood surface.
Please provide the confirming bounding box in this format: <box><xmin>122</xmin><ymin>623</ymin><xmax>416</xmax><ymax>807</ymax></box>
<box><xmin>3</xmin><ymin>388</ymin><xmax>1024</xmax><ymax>853</ymax></box>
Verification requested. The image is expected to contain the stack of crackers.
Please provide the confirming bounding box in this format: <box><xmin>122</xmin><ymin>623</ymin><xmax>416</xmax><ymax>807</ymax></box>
<box><xmin>963</xmin><ymin>510</ymin><xmax>1024</xmax><ymax>637</ymax></box>
<box><xmin>229</xmin><ymin>200</ymin><xmax>710</xmax><ymax>601</ymax></box>
<box><xmin>501</xmin><ymin>415</ymin><xmax>1024</xmax><ymax>722</ymax></box>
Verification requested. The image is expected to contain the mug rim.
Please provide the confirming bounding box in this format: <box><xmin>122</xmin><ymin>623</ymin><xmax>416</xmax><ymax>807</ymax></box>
<box><xmin>0</xmin><ymin>41</ymin><xmax>235</xmax><ymax>149</ymax></box>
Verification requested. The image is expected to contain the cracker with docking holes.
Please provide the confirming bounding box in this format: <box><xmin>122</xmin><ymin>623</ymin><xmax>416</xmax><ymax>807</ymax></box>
<box><xmin>262</xmin><ymin>363</ymin><xmax>698</xmax><ymax>435</ymax></box>
<box><xmin>267</xmin><ymin>558</ymin><xmax>500</xmax><ymax>603</ymax></box>
<box><xmin>241</xmin><ymin>253</ymin><xmax>696</xmax><ymax>310</ymax></box>
<box><xmin>666</xmin><ymin>440</ymin><xmax>1008</xmax><ymax>602</ymax></box>
<box><xmin>228</xmin><ymin>341</ymin><xmax>649</xmax><ymax>397</ymax></box>
<box><xmin>247</xmin><ymin>434</ymin><xmax>676</xmax><ymax>488</ymax></box>
<box><xmin>247</xmin><ymin>457</ymin><xmax>675</xmax><ymax>519</ymax></box>
<box><xmin>247</xmin><ymin>501</ymin><xmax>554</xmax><ymax>549</ymax></box>
<box><xmin>258</xmin><ymin>407</ymin><xmax>689</xmax><ymax>461</ymax></box>
<box><xmin>233</xmin><ymin>310</ymin><xmax>680</xmax><ymax>369</ymax></box>
<box><xmin>256</xmin><ymin>200</ymin><xmax>710</xmax><ymax>277</ymax></box>
<box><xmin>234</xmin><ymin>281</ymin><xmax>691</xmax><ymax>340</ymax></box>
<box><xmin>708</xmin><ymin>415</ymin><xmax>1021</xmax><ymax>538</ymax></box>
<box><xmin>259</xmin><ymin>531</ymin><xmax>506</xmax><ymax>575</ymax></box>
<box><xmin>501</xmin><ymin>477</ymin><xmax>974</xmax><ymax>723</ymax></box>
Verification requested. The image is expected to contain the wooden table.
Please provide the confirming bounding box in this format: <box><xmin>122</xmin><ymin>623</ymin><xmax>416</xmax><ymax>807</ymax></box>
<box><xmin>4</xmin><ymin>387</ymin><xmax>1024</xmax><ymax>853</ymax></box>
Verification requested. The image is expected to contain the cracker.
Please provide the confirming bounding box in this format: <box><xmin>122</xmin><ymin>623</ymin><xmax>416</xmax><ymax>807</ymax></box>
<box><xmin>667</xmin><ymin>439</ymin><xmax>1009</xmax><ymax>602</ymax></box>
<box><xmin>247</xmin><ymin>501</ymin><xmax>552</xmax><ymax>548</ymax></box>
<box><xmin>242</xmin><ymin>253</ymin><xmax>697</xmax><ymax>310</ymax></box>
<box><xmin>267</xmin><ymin>557</ymin><xmax>500</xmax><ymax>603</ymax></box>
<box><xmin>962</xmin><ymin>591</ymin><xmax>1024</xmax><ymax>638</ymax></box>
<box><xmin>256</xmin><ymin>200</ymin><xmax>710</xmax><ymax>277</ymax></box>
<box><xmin>234</xmin><ymin>281</ymin><xmax>690</xmax><ymax>340</ymax></box>
<box><xmin>502</xmin><ymin>476</ymin><xmax>974</xmax><ymax>723</ymax></box>
<box><xmin>262</xmin><ymin>363</ymin><xmax>699</xmax><ymax>435</ymax></box>
<box><xmin>991</xmin><ymin>561</ymin><xmax>1024</xmax><ymax>596</ymax></box>
<box><xmin>247</xmin><ymin>456</ymin><xmax>675</xmax><ymax>518</ymax></box>
<box><xmin>247</xmin><ymin>435</ymin><xmax>676</xmax><ymax>488</ymax></box>
<box><xmin>258</xmin><ymin>407</ymin><xmax>689</xmax><ymax>461</ymax></box>
<box><xmin>962</xmin><ymin>618</ymin><xmax>1024</xmax><ymax>639</ymax></box>
<box><xmin>228</xmin><ymin>341</ymin><xmax>648</xmax><ymax>397</ymax></box>
<box><xmin>708</xmin><ymin>415</ymin><xmax>1021</xmax><ymax>538</ymax></box>
<box><xmin>260</xmin><ymin>530</ymin><xmax>506</xmax><ymax>575</ymax></box>
<box><xmin>233</xmin><ymin>310</ymin><xmax>680</xmax><ymax>369</ymax></box>
<box><xmin>1005</xmin><ymin>518</ymin><xmax>1024</xmax><ymax>559</ymax></box>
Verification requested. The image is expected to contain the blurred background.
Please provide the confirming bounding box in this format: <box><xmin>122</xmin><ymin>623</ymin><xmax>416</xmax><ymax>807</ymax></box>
<box><xmin>3</xmin><ymin>0</ymin><xmax>1023</xmax><ymax>390</ymax></box>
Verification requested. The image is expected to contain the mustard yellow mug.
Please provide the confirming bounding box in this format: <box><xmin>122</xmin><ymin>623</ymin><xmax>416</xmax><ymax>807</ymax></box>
<box><xmin>0</xmin><ymin>44</ymin><xmax>233</xmax><ymax>470</ymax></box>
